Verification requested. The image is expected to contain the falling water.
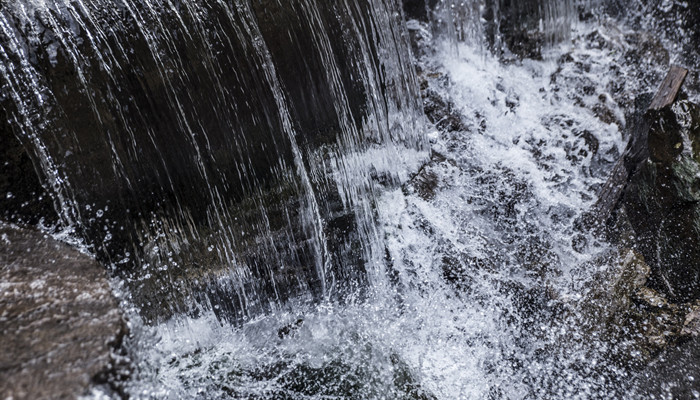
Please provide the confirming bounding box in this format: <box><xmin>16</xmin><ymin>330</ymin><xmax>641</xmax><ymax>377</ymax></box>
<box><xmin>1</xmin><ymin>0</ymin><xmax>693</xmax><ymax>398</ymax></box>
<box><xmin>117</xmin><ymin>11</ymin><xmax>638</xmax><ymax>395</ymax></box>
<box><xmin>430</xmin><ymin>0</ymin><xmax>583</xmax><ymax>53</ymax></box>
<box><xmin>0</xmin><ymin>0</ymin><xmax>426</xmax><ymax>322</ymax></box>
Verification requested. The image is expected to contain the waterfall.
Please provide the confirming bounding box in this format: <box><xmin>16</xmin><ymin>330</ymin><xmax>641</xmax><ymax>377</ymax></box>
<box><xmin>6</xmin><ymin>0</ymin><xmax>694</xmax><ymax>398</ymax></box>
<box><xmin>0</xmin><ymin>0</ymin><xmax>427</xmax><ymax>323</ymax></box>
<box><xmin>430</xmin><ymin>0</ymin><xmax>596</xmax><ymax>57</ymax></box>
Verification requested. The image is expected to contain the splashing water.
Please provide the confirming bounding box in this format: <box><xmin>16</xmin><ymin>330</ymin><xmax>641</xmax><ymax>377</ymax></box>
<box><xmin>5</xmin><ymin>0</ymin><xmax>693</xmax><ymax>397</ymax></box>
<box><xmin>111</xmin><ymin>13</ymin><xmax>647</xmax><ymax>398</ymax></box>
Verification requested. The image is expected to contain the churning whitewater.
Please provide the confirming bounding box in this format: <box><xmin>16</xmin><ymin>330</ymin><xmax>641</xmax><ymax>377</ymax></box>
<box><xmin>3</xmin><ymin>0</ymin><xmax>699</xmax><ymax>398</ymax></box>
<box><xmin>114</xmin><ymin>19</ymin><xmax>642</xmax><ymax>399</ymax></box>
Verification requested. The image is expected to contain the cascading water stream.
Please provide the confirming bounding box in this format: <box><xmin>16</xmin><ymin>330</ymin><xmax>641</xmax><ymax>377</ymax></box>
<box><xmin>3</xmin><ymin>0</ymin><xmax>695</xmax><ymax>398</ymax></box>
<box><xmin>121</xmin><ymin>15</ymin><xmax>636</xmax><ymax>394</ymax></box>
<box><xmin>0</xmin><ymin>0</ymin><xmax>426</xmax><ymax>323</ymax></box>
<box><xmin>123</xmin><ymin>2</ymin><xmax>632</xmax><ymax>398</ymax></box>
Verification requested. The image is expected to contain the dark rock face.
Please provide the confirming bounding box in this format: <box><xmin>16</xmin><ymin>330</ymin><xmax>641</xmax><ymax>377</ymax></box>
<box><xmin>608</xmin><ymin>0</ymin><xmax>700</xmax><ymax>96</ymax></box>
<box><xmin>619</xmin><ymin>100</ymin><xmax>700</xmax><ymax>302</ymax></box>
<box><xmin>0</xmin><ymin>223</ymin><xmax>126</xmax><ymax>399</ymax></box>
<box><xmin>402</xmin><ymin>0</ymin><xmax>438</xmax><ymax>21</ymax></box>
<box><xmin>580</xmin><ymin>250</ymin><xmax>695</xmax><ymax>369</ymax></box>
<box><xmin>0</xmin><ymin>0</ymin><xmax>422</xmax><ymax>322</ymax></box>
<box><xmin>0</xmin><ymin>121</ymin><xmax>58</xmax><ymax>226</ymax></box>
<box><xmin>491</xmin><ymin>0</ymin><xmax>546</xmax><ymax>59</ymax></box>
<box><xmin>632</xmin><ymin>335</ymin><xmax>700</xmax><ymax>398</ymax></box>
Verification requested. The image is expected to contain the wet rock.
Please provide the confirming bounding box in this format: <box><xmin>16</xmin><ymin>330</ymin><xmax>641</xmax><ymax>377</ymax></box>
<box><xmin>631</xmin><ymin>335</ymin><xmax>700</xmax><ymax>399</ymax></box>
<box><xmin>402</xmin><ymin>0</ymin><xmax>437</xmax><ymax>22</ymax></box>
<box><xmin>406</xmin><ymin>166</ymin><xmax>440</xmax><ymax>200</ymax></box>
<box><xmin>422</xmin><ymin>87</ymin><xmax>467</xmax><ymax>133</ymax></box>
<box><xmin>407</xmin><ymin>19</ymin><xmax>468</xmax><ymax>137</ymax></box>
<box><xmin>623</xmin><ymin>32</ymin><xmax>670</xmax><ymax>73</ymax></box>
<box><xmin>403</xmin><ymin>144</ymin><xmax>454</xmax><ymax>202</ymax></box>
<box><xmin>503</xmin><ymin>281</ymin><xmax>560</xmax><ymax>331</ymax></box>
<box><xmin>592</xmin><ymin>102</ymin><xmax>622</xmax><ymax>128</ymax></box>
<box><xmin>479</xmin><ymin>0</ymin><xmax>547</xmax><ymax>59</ymax></box>
<box><xmin>278</xmin><ymin>318</ymin><xmax>304</xmax><ymax>339</ymax></box>
<box><xmin>502</xmin><ymin>29</ymin><xmax>544</xmax><ymax>61</ymax></box>
<box><xmin>172</xmin><ymin>340</ymin><xmax>436</xmax><ymax>399</ymax></box>
<box><xmin>580</xmin><ymin>249</ymin><xmax>686</xmax><ymax>368</ymax></box>
<box><xmin>610</xmin><ymin>0</ymin><xmax>700</xmax><ymax>96</ymax></box>
<box><xmin>619</xmin><ymin>99</ymin><xmax>700</xmax><ymax>302</ymax></box>
<box><xmin>0</xmin><ymin>223</ymin><xmax>126</xmax><ymax>399</ymax></box>
<box><xmin>682</xmin><ymin>302</ymin><xmax>700</xmax><ymax>337</ymax></box>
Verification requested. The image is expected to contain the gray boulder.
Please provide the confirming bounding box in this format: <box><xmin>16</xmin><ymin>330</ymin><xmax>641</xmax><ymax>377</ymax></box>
<box><xmin>0</xmin><ymin>224</ymin><xmax>126</xmax><ymax>399</ymax></box>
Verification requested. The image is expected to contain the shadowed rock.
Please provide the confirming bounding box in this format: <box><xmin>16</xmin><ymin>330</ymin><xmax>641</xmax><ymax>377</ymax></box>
<box><xmin>619</xmin><ymin>98</ymin><xmax>700</xmax><ymax>302</ymax></box>
<box><xmin>578</xmin><ymin>68</ymin><xmax>700</xmax><ymax>304</ymax></box>
<box><xmin>0</xmin><ymin>120</ymin><xmax>58</xmax><ymax>227</ymax></box>
<box><xmin>632</xmin><ymin>335</ymin><xmax>700</xmax><ymax>399</ymax></box>
<box><xmin>0</xmin><ymin>223</ymin><xmax>126</xmax><ymax>399</ymax></box>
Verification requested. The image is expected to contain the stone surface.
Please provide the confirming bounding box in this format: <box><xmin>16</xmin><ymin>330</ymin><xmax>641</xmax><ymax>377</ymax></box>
<box><xmin>578</xmin><ymin>249</ymin><xmax>700</xmax><ymax>369</ymax></box>
<box><xmin>632</xmin><ymin>335</ymin><xmax>700</xmax><ymax>399</ymax></box>
<box><xmin>620</xmin><ymin>99</ymin><xmax>700</xmax><ymax>302</ymax></box>
<box><xmin>0</xmin><ymin>223</ymin><xmax>126</xmax><ymax>400</ymax></box>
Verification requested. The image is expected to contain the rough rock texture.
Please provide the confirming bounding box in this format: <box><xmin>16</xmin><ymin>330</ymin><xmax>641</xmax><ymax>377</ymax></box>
<box><xmin>0</xmin><ymin>223</ymin><xmax>126</xmax><ymax>400</ymax></box>
<box><xmin>618</xmin><ymin>99</ymin><xmax>700</xmax><ymax>303</ymax></box>
<box><xmin>632</xmin><ymin>336</ymin><xmax>700</xmax><ymax>399</ymax></box>
<box><xmin>590</xmin><ymin>92</ymin><xmax>700</xmax><ymax>385</ymax></box>
<box><xmin>580</xmin><ymin>249</ymin><xmax>698</xmax><ymax>368</ymax></box>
